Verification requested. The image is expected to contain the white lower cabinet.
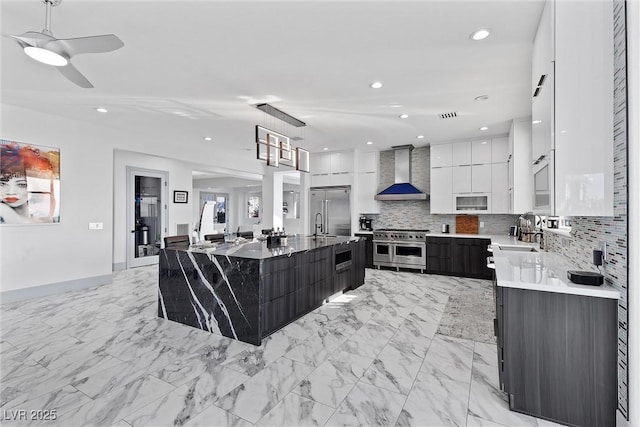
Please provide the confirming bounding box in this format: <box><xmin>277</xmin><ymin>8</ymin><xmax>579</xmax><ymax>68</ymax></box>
<box><xmin>492</xmin><ymin>163</ymin><xmax>509</xmax><ymax>214</ymax></box>
<box><xmin>430</xmin><ymin>167</ymin><xmax>453</xmax><ymax>213</ymax></box>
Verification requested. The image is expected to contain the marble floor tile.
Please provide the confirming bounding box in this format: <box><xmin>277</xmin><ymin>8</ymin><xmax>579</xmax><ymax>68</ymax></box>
<box><xmin>420</xmin><ymin>334</ymin><xmax>474</xmax><ymax>384</ymax></box>
<box><xmin>72</xmin><ymin>345</ymin><xmax>180</xmax><ymax>398</ymax></box>
<box><xmin>58</xmin><ymin>375</ymin><xmax>175</xmax><ymax>426</ymax></box>
<box><xmin>183</xmin><ymin>403</ymin><xmax>252</xmax><ymax>427</ymax></box>
<box><xmin>466</xmin><ymin>413</ymin><xmax>509</xmax><ymax>426</ymax></box>
<box><xmin>215</xmin><ymin>356</ymin><xmax>315</xmax><ymax>423</ymax></box>
<box><xmin>387</xmin><ymin>321</ymin><xmax>433</xmax><ymax>360</ymax></box>
<box><xmin>293</xmin><ymin>349</ymin><xmax>373</xmax><ymax>408</ymax></box>
<box><xmin>361</xmin><ymin>343</ymin><xmax>423</xmax><ymax>395</ymax></box>
<box><xmin>255</xmin><ymin>392</ymin><xmax>334</xmax><ymax>427</ymax></box>
<box><xmin>4</xmin><ymin>384</ymin><xmax>92</xmax><ymax>421</ymax></box>
<box><xmin>338</xmin><ymin>320</ymin><xmax>396</xmax><ymax>359</ymax></box>
<box><xmin>326</xmin><ymin>381</ymin><xmax>406</xmax><ymax>426</ymax></box>
<box><xmin>467</xmin><ymin>362</ymin><xmax>540</xmax><ymax>427</ymax></box>
<box><xmin>0</xmin><ymin>264</ymin><xmax>538</xmax><ymax>427</ymax></box>
<box><xmin>473</xmin><ymin>341</ymin><xmax>499</xmax><ymax>367</ymax></box>
<box><xmin>221</xmin><ymin>332</ymin><xmax>301</xmax><ymax>376</ymax></box>
<box><xmin>397</xmin><ymin>368</ymin><xmax>471</xmax><ymax>427</ymax></box>
<box><xmin>123</xmin><ymin>366</ymin><xmax>249</xmax><ymax>426</ymax></box>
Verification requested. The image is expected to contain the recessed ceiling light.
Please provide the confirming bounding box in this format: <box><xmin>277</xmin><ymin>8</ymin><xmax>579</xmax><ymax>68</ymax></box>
<box><xmin>399</xmin><ymin>114</ymin><xmax>409</xmax><ymax>119</ymax></box>
<box><xmin>95</xmin><ymin>107</ymin><xmax>108</xmax><ymax>113</ymax></box>
<box><xmin>366</xmin><ymin>141</ymin><xmax>373</xmax><ymax>145</ymax></box>
<box><xmin>532</xmin><ymin>120</ymin><xmax>542</xmax><ymax>124</ymax></box>
<box><xmin>481</xmin><ymin>141</ymin><xmax>488</xmax><ymax>145</ymax></box>
<box><xmin>370</xmin><ymin>81</ymin><xmax>383</xmax><ymax>89</ymax></box>
<box><xmin>323</xmin><ymin>147</ymin><xmax>329</xmax><ymax>151</ymax></box>
<box><xmin>203</xmin><ymin>137</ymin><xmax>212</xmax><ymax>141</ymax></box>
<box><xmin>417</xmin><ymin>135</ymin><xmax>425</xmax><ymax>139</ymax></box>
<box><xmin>470</xmin><ymin>29</ymin><xmax>490</xmax><ymax>41</ymax></box>
<box><xmin>479</xmin><ymin>126</ymin><xmax>489</xmax><ymax>131</ymax></box>
<box><xmin>474</xmin><ymin>95</ymin><xmax>489</xmax><ymax>101</ymax></box>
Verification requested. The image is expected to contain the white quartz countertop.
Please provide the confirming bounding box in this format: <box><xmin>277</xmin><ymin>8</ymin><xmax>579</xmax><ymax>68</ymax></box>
<box><xmin>425</xmin><ymin>233</ymin><xmax>537</xmax><ymax>248</ymax></box>
<box><xmin>493</xmin><ymin>251</ymin><xmax>620</xmax><ymax>299</ymax></box>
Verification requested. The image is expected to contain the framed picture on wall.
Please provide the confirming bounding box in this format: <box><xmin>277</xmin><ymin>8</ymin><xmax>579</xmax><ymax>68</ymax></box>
<box><xmin>1</xmin><ymin>139</ymin><xmax>61</xmax><ymax>225</ymax></box>
<box><xmin>173</xmin><ymin>190</ymin><xmax>188</xmax><ymax>203</ymax></box>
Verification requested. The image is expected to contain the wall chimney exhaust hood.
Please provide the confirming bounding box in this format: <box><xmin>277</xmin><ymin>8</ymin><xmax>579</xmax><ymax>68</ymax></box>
<box><xmin>375</xmin><ymin>145</ymin><xmax>428</xmax><ymax>201</ymax></box>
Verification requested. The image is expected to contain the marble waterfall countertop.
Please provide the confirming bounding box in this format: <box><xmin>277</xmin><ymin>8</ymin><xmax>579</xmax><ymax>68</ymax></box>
<box><xmin>186</xmin><ymin>235</ymin><xmax>358</xmax><ymax>259</ymax></box>
<box><xmin>492</xmin><ymin>250</ymin><xmax>620</xmax><ymax>299</ymax></box>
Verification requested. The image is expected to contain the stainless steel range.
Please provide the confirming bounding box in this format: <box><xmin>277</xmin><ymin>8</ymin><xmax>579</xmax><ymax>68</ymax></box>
<box><xmin>373</xmin><ymin>229</ymin><xmax>429</xmax><ymax>272</ymax></box>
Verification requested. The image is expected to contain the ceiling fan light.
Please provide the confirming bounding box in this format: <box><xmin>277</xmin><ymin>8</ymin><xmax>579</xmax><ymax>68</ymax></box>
<box><xmin>24</xmin><ymin>46</ymin><xmax>68</xmax><ymax>66</ymax></box>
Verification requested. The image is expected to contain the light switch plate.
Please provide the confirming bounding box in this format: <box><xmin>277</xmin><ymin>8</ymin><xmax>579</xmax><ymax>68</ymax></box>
<box><xmin>88</xmin><ymin>222</ymin><xmax>103</xmax><ymax>230</ymax></box>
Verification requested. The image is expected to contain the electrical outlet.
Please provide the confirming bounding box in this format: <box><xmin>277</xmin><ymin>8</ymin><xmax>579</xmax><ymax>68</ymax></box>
<box><xmin>480</xmin><ymin>222</ymin><xmax>484</xmax><ymax>228</ymax></box>
<box><xmin>88</xmin><ymin>222</ymin><xmax>103</xmax><ymax>230</ymax></box>
<box><xmin>599</xmin><ymin>241</ymin><xmax>608</xmax><ymax>261</ymax></box>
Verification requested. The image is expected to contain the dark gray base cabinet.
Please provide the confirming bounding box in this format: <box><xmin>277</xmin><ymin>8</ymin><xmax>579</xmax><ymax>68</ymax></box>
<box><xmin>426</xmin><ymin>236</ymin><xmax>492</xmax><ymax>279</ymax></box>
<box><xmin>496</xmin><ymin>286</ymin><xmax>617</xmax><ymax>427</ymax></box>
<box><xmin>262</xmin><ymin>239</ymin><xmax>365</xmax><ymax>336</ymax></box>
<box><xmin>354</xmin><ymin>233</ymin><xmax>374</xmax><ymax>268</ymax></box>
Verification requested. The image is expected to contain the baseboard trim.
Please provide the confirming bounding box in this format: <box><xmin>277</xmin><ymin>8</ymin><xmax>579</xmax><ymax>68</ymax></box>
<box><xmin>0</xmin><ymin>274</ymin><xmax>113</xmax><ymax>304</ymax></box>
<box><xmin>112</xmin><ymin>262</ymin><xmax>127</xmax><ymax>272</ymax></box>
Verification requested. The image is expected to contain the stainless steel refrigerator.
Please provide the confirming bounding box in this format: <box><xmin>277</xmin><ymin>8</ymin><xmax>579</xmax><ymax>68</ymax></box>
<box><xmin>309</xmin><ymin>186</ymin><xmax>351</xmax><ymax>236</ymax></box>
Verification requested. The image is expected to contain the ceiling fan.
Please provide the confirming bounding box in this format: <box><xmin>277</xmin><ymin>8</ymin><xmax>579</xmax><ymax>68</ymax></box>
<box><xmin>9</xmin><ymin>0</ymin><xmax>124</xmax><ymax>88</ymax></box>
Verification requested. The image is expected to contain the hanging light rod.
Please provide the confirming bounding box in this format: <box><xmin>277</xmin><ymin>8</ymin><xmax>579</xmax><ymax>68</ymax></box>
<box><xmin>255</xmin><ymin>103</ymin><xmax>306</xmax><ymax>127</ymax></box>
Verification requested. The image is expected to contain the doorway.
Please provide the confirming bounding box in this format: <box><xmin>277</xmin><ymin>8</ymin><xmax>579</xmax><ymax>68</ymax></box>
<box><xmin>127</xmin><ymin>167</ymin><xmax>168</xmax><ymax>268</ymax></box>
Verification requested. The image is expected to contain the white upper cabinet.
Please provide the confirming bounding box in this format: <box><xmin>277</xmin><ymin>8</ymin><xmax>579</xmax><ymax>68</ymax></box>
<box><xmin>530</xmin><ymin>0</ymin><xmax>614</xmax><ymax>216</ymax></box>
<box><xmin>451</xmin><ymin>141</ymin><xmax>471</xmax><ymax>166</ymax></box>
<box><xmin>430</xmin><ymin>167</ymin><xmax>452</xmax><ymax>213</ymax></box>
<box><xmin>554</xmin><ymin>0</ymin><xmax>613</xmax><ymax>216</ymax></box>
<box><xmin>357</xmin><ymin>151</ymin><xmax>377</xmax><ymax>173</ymax></box>
<box><xmin>471</xmin><ymin>139</ymin><xmax>492</xmax><ymax>164</ymax></box>
<box><xmin>509</xmin><ymin>118</ymin><xmax>533</xmax><ymax>214</ymax></box>
<box><xmin>451</xmin><ymin>165</ymin><xmax>471</xmax><ymax>193</ymax></box>
<box><xmin>531</xmin><ymin>0</ymin><xmax>555</xmax><ymax>162</ymax></box>
<box><xmin>492</xmin><ymin>162</ymin><xmax>510</xmax><ymax>214</ymax></box>
<box><xmin>355</xmin><ymin>150</ymin><xmax>379</xmax><ymax>214</ymax></box>
<box><xmin>310</xmin><ymin>152</ymin><xmax>331</xmax><ymax>175</ymax></box>
<box><xmin>430</xmin><ymin>144</ymin><xmax>452</xmax><ymax>168</ymax></box>
<box><xmin>330</xmin><ymin>151</ymin><xmax>354</xmax><ymax>174</ymax></box>
<box><xmin>311</xmin><ymin>150</ymin><xmax>354</xmax><ymax>187</ymax></box>
<box><xmin>471</xmin><ymin>164</ymin><xmax>492</xmax><ymax>193</ymax></box>
<box><xmin>491</xmin><ymin>137</ymin><xmax>509</xmax><ymax>164</ymax></box>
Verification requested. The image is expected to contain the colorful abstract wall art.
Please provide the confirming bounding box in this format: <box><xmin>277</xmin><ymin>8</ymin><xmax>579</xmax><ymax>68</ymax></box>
<box><xmin>0</xmin><ymin>139</ymin><xmax>60</xmax><ymax>224</ymax></box>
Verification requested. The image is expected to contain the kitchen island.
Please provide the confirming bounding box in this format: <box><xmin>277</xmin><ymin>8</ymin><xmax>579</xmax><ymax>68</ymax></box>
<box><xmin>158</xmin><ymin>236</ymin><xmax>365</xmax><ymax>345</ymax></box>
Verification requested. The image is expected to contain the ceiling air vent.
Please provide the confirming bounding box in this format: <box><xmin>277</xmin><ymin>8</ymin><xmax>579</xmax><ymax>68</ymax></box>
<box><xmin>439</xmin><ymin>112</ymin><xmax>458</xmax><ymax>119</ymax></box>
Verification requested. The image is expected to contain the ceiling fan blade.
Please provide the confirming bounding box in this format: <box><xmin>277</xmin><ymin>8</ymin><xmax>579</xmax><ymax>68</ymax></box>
<box><xmin>57</xmin><ymin>63</ymin><xmax>94</xmax><ymax>88</ymax></box>
<box><xmin>46</xmin><ymin>34</ymin><xmax>124</xmax><ymax>57</ymax></box>
<box><xmin>10</xmin><ymin>31</ymin><xmax>55</xmax><ymax>48</ymax></box>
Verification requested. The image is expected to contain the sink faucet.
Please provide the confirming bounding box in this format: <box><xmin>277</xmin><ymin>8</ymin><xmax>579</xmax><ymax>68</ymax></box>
<box><xmin>314</xmin><ymin>212</ymin><xmax>323</xmax><ymax>238</ymax></box>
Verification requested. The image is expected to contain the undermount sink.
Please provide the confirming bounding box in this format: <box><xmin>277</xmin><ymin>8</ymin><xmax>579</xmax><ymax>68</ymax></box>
<box><xmin>498</xmin><ymin>245</ymin><xmax>538</xmax><ymax>252</ymax></box>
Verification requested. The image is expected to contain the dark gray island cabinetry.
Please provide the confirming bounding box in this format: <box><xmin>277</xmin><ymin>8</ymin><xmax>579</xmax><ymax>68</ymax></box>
<box><xmin>158</xmin><ymin>236</ymin><xmax>365</xmax><ymax>345</ymax></box>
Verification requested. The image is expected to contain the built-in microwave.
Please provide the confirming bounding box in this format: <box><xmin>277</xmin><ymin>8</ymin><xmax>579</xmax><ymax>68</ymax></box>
<box><xmin>532</xmin><ymin>149</ymin><xmax>554</xmax><ymax>215</ymax></box>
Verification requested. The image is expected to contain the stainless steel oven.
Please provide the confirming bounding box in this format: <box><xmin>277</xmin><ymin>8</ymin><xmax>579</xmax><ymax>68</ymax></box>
<box><xmin>373</xmin><ymin>229</ymin><xmax>428</xmax><ymax>272</ymax></box>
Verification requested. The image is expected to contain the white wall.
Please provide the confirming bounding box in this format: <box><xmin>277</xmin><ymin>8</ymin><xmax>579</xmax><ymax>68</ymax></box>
<box><xmin>1</xmin><ymin>106</ymin><xmax>114</xmax><ymax>292</ymax></box>
<box><xmin>0</xmin><ymin>104</ymin><xmax>265</xmax><ymax>296</ymax></box>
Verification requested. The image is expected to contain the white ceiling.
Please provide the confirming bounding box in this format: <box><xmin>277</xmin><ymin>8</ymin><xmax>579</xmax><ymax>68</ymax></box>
<box><xmin>1</xmin><ymin>0</ymin><xmax>544</xmax><ymax>154</ymax></box>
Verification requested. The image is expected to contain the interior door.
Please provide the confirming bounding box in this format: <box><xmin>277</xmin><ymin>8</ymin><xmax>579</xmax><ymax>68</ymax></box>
<box><xmin>127</xmin><ymin>168</ymin><xmax>168</xmax><ymax>268</ymax></box>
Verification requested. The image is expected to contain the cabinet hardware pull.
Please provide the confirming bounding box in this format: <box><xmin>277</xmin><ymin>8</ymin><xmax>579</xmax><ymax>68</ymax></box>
<box><xmin>533</xmin><ymin>154</ymin><xmax>546</xmax><ymax>165</ymax></box>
